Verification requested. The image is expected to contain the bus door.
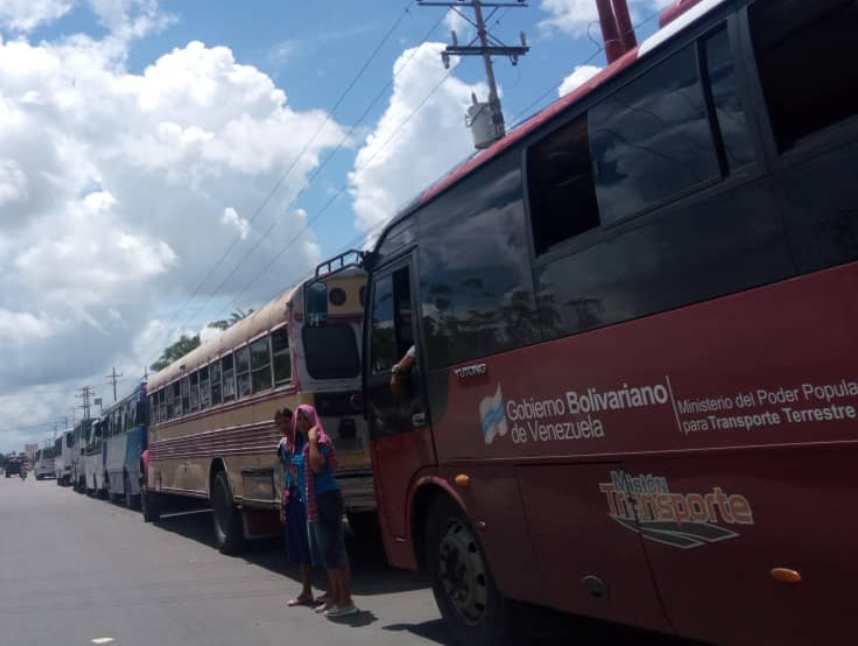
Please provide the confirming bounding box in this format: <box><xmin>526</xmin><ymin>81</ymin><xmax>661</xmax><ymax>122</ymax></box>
<box><xmin>365</xmin><ymin>258</ymin><xmax>436</xmax><ymax>555</ymax></box>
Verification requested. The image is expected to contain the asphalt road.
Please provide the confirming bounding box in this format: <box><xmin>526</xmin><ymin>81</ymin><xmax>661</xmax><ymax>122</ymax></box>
<box><xmin>0</xmin><ymin>476</ymin><xmax>698</xmax><ymax>646</ymax></box>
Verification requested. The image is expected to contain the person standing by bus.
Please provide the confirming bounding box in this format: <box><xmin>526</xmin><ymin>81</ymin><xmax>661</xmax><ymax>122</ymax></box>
<box><xmin>276</xmin><ymin>408</ymin><xmax>319</xmax><ymax>608</ymax></box>
<box><xmin>294</xmin><ymin>404</ymin><xmax>358</xmax><ymax>618</ymax></box>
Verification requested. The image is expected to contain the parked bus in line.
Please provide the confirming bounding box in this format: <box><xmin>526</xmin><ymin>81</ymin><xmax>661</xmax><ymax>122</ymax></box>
<box><xmin>85</xmin><ymin>417</ymin><xmax>110</xmax><ymax>497</ymax></box>
<box><xmin>56</xmin><ymin>428</ymin><xmax>75</xmax><ymax>486</ymax></box>
<box><xmin>143</xmin><ymin>266</ymin><xmax>372</xmax><ymax>553</ymax></box>
<box><xmin>70</xmin><ymin>420</ymin><xmax>90</xmax><ymax>493</ymax></box>
<box><xmin>339</xmin><ymin>0</ymin><xmax>858</xmax><ymax>644</ymax></box>
<box><xmin>33</xmin><ymin>447</ymin><xmax>55</xmax><ymax>480</ymax></box>
<box><xmin>52</xmin><ymin>436</ymin><xmax>65</xmax><ymax>485</ymax></box>
<box><xmin>103</xmin><ymin>383</ymin><xmax>148</xmax><ymax>507</ymax></box>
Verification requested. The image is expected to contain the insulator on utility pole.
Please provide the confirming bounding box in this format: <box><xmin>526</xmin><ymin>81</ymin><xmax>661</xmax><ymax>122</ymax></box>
<box><xmin>418</xmin><ymin>0</ymin><xmax>530</xmax><ymax>149</ymax></box>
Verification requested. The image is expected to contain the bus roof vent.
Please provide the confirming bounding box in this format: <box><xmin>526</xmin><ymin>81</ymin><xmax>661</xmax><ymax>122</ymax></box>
<box><xmin>659</xmin><ymin>0</ymin><xmax>704</xmax><ymax>27</ymax></box>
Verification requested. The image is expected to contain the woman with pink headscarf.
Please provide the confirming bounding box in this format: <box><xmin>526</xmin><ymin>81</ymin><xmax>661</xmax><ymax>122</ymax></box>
<box><xmin>293</xmin><ymin>404</ymin><xmax>358</xmax><ymax>618</ymax></box>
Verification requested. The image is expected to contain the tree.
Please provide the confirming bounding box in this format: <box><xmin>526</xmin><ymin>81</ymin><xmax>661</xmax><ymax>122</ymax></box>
<box><xmin>149</xmin><ymin>309</ymin><xmax>256</xmax><ymax>373</ymax></box>
<box><xmin>207</xmin><ymin>308</ymin><xmax>254</xmax><ymax>331</ymax></box>
<box><xmin>150</xmin><ymin>334</ymin><xmax>201</xmax><ymax>372</ymax></box>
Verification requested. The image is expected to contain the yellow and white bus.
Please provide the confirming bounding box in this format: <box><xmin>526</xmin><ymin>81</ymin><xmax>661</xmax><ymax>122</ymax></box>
<box><xmin>143</xmin><ymin>257</ymin><xmax>372</xmax><ymax>553</ymax></box>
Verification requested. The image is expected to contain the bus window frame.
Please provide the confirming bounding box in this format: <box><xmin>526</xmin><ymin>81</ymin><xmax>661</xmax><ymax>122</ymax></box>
<box><xmin>523</xmin><ymin>9</ymin><xmax>770</xmax><ymax>273</ymax></box>
<box><xmin>366</xmin><ymin>245</ymin><xmax>424</xmax><ymax>376</ymax></box>
<box><xmin>271</xmin><ymin>323</ymin><xmax>292</xmax><ymax>387</ymax></box>
<box><xmin>248</xmin><ymin>332</ymin><xmax>273</xmax><ymax>393</ymax></box>
<box><xmin>740</xmin><ymin>0</ymin><xmax>858</xmax><ymax>170</ymax></box>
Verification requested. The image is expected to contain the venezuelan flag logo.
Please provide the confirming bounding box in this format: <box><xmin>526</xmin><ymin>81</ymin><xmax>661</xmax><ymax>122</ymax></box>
<box><xmin>479</xmin><ymin>384</ymin><xmax>508</xmax><ymax>445</ymax></box>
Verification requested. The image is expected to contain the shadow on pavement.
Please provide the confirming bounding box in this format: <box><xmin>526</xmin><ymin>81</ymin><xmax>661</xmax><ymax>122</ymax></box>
<box><xmin>150</xmin><ymin>508</ymin><xmax>430</xmax><ymax>597</ymax></box>
<box><xmin>383</xmin><ymin>619</ymin><xmax>449</xmax><ymax>645</ymax></box>
<box><xmin>149</xmin><ymin>510</ymin><xmax>706</xmax><ymax>646</ymax></box>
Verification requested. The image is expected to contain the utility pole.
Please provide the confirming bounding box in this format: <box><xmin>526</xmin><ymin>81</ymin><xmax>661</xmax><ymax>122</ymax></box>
<box><xmin>419</xmin><ymin>0</ymin><xmax>529</xmax><ymax>148</ymax></box>
<box><xmin>76</xmin><ymin>386</ymin><xmax>95</xmax><ymax>421</ymax></box>
<box><xmin>106</xmin><ymin>366</ymin><xmax>123</xmax><ymax>402</ymax></box>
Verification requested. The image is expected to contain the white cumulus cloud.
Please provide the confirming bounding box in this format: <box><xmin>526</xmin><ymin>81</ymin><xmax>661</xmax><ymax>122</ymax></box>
<box><xmin>0</xmin><ymin>14</ymin><xmax>345</xmax><ymax>451</ymax></box>
<box><xmin>540</xmin><ymin>0</ymin><xmax>674</xmax><ymax>37</ymax></box>
<box><xmin>0</xmin><ymin>0</ymin><xmax>74</xmax><ymax>33</ymax></box>
<box><xmin>558</xmin><ymin>64</ymin><xmax>602</xmax><ymax>96</ymax></box>
<box><xmin>349</xmin><ymin>42</ymin><xmax>486</xmax><ymax>233</ymax></box>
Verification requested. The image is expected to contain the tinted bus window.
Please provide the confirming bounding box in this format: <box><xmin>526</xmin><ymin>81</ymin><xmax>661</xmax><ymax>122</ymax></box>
<box><xmin>303</xmin><ymin>325</ymin><xmax>360</xmax><ymax>379</ymax></box>
<box><xmin>271</xmin><ymin>327</ymin><xmax>292</xmax><ymax>385</ymax></box>
<box><xmin>222</xmin><ymin>354</ymin><xmax>236</xmax><ymax>402</ymax></box>
<box><xmin>418</xmin><ymin>152</ymin><xmax>539</xmax><ymax>368</ymax></box>
<box><xmin>250</xmin><ymin>336</ymin><xmax>273</xmax><ymax>392</ymax></box>
<box><xmin>527</xmin><ymin>114</ymin><xmax>600</xmax><ymax>254</ymax></box>
<box><xmin>751</xmin><ymin>0</ymin><xmax>858</xmax><ymax>151</ymax></box>
<box><xmin>702</xmin><ymin>28</ymin><xmax>754</xmax><ymax>170</ymax></box>
<box><xmin>590</xmin><ymin>45</ymin><xmax>719</xmax><ymax>224</ymax></box>
<box><xmin>370</xmin><ymin>274</ymin><xmax>396</xmax><ymax>373</ymax></box>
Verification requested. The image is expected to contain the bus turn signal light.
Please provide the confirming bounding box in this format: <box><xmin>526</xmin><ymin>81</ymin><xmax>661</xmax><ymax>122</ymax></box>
<box><xmin>453</xmin><ymin>474</ymin><xmax>471</xmax><ymax>489</ymax></box>
<box><xmin>770</xmin><ymin>568</ymin><xmax>802</xmax><ymax>584</ymax></box>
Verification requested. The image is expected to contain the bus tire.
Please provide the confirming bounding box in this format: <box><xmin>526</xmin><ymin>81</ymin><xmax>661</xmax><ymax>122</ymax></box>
<box><xmin>142</xmin><ymin>487</ymin><xmax>161</xmax><ymax>523</ymax></box>
<box><xmin>211</xmin><ymin>471</ymin><xmax>245</xmax><ymax>555</ymax></box>
<box><xmin>426</xmin><ymin>497</ymin><xmax>510</xmax><ymax>646</ymax></box>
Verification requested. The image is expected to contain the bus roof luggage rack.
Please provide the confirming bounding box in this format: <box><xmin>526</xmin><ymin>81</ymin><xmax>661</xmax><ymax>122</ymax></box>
<box><xmin>315</xmin><ymin>250</ymin><xmax>367</xmax><ymax>279</ymax></box>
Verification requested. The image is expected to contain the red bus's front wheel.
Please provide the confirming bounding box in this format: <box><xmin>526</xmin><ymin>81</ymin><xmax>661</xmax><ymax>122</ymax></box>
<box><xmin>426</xmin><ymin>497</ymin><xmax>510</xmax><ymax>646</ymax></box>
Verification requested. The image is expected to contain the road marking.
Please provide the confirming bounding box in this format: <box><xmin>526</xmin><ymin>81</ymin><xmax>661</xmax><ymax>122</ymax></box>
<box><xmin>91</xmin><ymin>638</ymin><xmax>115</xmax><ymax>644</ymax></box>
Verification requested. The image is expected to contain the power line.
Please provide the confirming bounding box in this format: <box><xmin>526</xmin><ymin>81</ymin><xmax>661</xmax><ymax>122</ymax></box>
<box><xmin>148</xmin><ymin>1</ymin><xmax>418</xmax><ymax>365</ymax></box>
<box><xmin>509</xmin><ymin>10</ymin><xmax>662</xmax><ymax>128</ymax></box>
<box><xmin>420</xmin><ymin>0</ymin><xmax>529</xmax><ymax>147</ymax></box>
<box><xmin>220</xmin><ymin>67</ymin><xmax>457</xmax><ymax>316</ymax></box>
<box><xmin>155</xmin><ymin>12</ymin><xmax>450</xmax><ymax>353</ymax></box>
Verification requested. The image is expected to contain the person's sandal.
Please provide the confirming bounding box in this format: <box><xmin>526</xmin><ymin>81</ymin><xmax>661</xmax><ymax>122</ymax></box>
<box><xmin>325</xmin><ymin>605</ymin><xmax>359</xmax><ymax>618</ymax></box>
<box><xmin>287</xmin><ymin>595</ymin><xmax>315</xmax><ymax>607</ymax></box>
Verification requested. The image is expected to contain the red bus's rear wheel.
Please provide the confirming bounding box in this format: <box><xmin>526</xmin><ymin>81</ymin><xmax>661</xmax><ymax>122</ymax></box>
<box><xmin>427</xmin><ymin>497</ymin><xmax>510</xmax><ymax>646</ymax></box>
<box><xmin>211</xmin><ymin>471</ymin><xmax>245</xmax><ymax>555</ymax></box>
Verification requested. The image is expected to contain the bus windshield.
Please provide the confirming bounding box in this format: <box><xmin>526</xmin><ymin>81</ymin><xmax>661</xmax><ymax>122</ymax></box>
<box><xmin>302</xmin><ymin>324</ymin><xmax>360</xmax><ymax>380</ymax></box>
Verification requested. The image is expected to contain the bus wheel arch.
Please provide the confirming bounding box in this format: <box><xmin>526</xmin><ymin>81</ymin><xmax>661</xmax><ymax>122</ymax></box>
<box><xmin>410</xmin><ymin>478</ymin><xmax>467</xmax><ymax>572</ymax></box>
<box><xmin>420</xmin><ymin>489</ymin><xmax>511</xmax><ymax>646</ymax></box>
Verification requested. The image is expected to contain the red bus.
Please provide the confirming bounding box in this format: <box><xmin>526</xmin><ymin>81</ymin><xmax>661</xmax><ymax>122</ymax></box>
<box><xmin>332</xmin><ymin>0</ymin><xmax>858</xmax><ymax>644</ymax></box>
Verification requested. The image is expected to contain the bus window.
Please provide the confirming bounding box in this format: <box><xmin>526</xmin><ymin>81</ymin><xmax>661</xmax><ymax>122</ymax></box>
<box><xmin>180</xmin><ymin>377</ymin><xmax>190</xmax><ymax>416</ymax></box>
<box><xmin>221</xmin><ymin>354</ymin><xmax>236</xmax><ymax>402</ymax></box>
<box><xmin>199</xmin><ymin>365</ymin><xmax>211</xmax><ymax>409</ymax></box>
<box><xmin>236</xmin><ymin>346</ymin><xmax>251</xmax><ymax>398</ymax></box>
<box><xmin>190</xmin><ymin>371</ymin><xmax>200</xmax><ymax>412</ymax></box>
<box><xmin>302</xmin><ymin>325</ymin><xmax>360</xmax><ymax>380</ymax></box>
<box><xmin>590</xmin><ymin>44</ymin><xmax>719</xmax><ymax>224</ymax></box>
<box><xmin>210</xmin><ymin>360</ymin><xmax>223</xmax><ymax>405</ymax></box>
<box><xmin>527</xmin><ymin>114</ymin><xmax>600</xmax><ymax>254</ymax></box>
<box><xmin>751</xmin><ymin>0</ymin><xmax>857</xmax><ymax>152</ymax></box>
<box><xmin>271</xmin><ymin>327</ymin><xmax>291</xmax><ymax>385</ymax></box>
<box><xmin>370</xmin><ymin>274</ymin><xmax>395</xmax><ymax>373</ymax></box>
<box><xmin>250</xmin><ymin>335</ymin><xmax>273</xmax><ymax>392</ymax></box>
<box><xmin>701</xmin><ymin>27</ymin><xmax>754</xmax><ymax>171</ymax></box>
<box><xmin>168</xmin><ymin>382</ymin><xmax>179</xmax><ymax>419</ymax></box>
<box><xmin>159</xmin><ymin>389</ymin><xmax>167</xmax><ymax>422</ymax></box>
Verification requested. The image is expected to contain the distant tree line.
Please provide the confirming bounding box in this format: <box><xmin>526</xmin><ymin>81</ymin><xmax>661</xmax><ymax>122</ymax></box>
<box><xmin>150</xmin><ymin>309</ymin><xmax>253</xmax><ymax>372</ymax></box>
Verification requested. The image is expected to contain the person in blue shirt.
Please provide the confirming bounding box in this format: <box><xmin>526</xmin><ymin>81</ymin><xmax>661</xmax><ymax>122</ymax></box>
<box><xmin>276</xmin><ymin>407</ymin><xmax>320</xmax><ymax>607</ymax></box>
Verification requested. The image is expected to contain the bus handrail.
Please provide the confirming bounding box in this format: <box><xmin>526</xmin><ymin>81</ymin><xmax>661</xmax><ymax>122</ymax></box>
<box><xmin>314</xmin><ymin>250</ymin><xmax>366</xmax><ymax>280</ymax></box>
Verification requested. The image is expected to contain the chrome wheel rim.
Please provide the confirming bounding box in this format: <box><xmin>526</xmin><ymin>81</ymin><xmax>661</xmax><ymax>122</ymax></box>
<box><xmin>438</xmin><ymin>519</ymin><xmax>488</xmax><ymax>626</ymax></box>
